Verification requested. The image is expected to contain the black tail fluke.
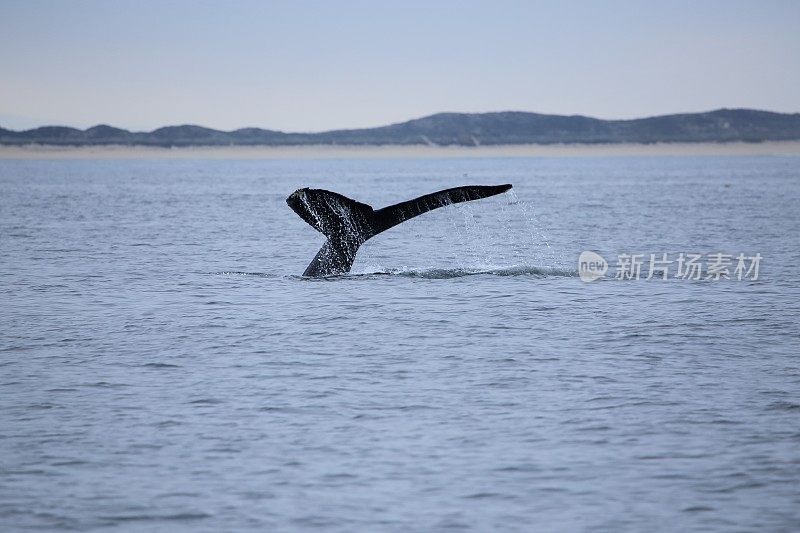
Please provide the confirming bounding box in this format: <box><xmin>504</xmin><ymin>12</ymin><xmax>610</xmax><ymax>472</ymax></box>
<box><xmin>373</xmin><ymin>184</ymin><xmax>512</xmax><ymax>233</ymax></box>
<box><xmin>286</xmin><ymin>188</ymin><xmax>375</xmax><ymax>241</ymax></box>
<box><xmin>286</xmin><ymin>184</ymin><xmax>512</xmax><ymax>277</ymax></box>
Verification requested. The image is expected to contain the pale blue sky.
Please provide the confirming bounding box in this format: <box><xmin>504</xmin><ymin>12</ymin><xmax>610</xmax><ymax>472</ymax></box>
<box><xmin>1</xmin><ymin>0</ymin><xmax>798</xmax><ymax>132</ymax></box>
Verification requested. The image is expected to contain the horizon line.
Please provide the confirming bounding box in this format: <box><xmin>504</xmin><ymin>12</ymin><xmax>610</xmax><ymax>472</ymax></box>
<box><xmin>2</xmin><ymin>107</ymin><xmax>799</xmax><ymax>135</ymax></box>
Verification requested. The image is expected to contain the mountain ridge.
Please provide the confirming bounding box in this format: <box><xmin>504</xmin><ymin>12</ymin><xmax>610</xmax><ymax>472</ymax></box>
<box><xmin>2</xmin><ymin>109</ymin><xmax>799</xmax><ymax>146</ymax></box>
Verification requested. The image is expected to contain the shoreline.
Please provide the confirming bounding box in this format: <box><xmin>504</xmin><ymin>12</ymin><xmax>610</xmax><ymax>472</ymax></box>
<box><xmin>1</xmin><ymin>141</ymin><xmax>800</xmax><ymax>159</ymax></box>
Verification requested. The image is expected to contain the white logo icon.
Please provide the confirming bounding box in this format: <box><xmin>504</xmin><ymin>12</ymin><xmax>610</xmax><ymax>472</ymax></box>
<box><xmin>578</xmin><ymin>251</ymin><xmax>608</xmax><ymax>282</ymax></box>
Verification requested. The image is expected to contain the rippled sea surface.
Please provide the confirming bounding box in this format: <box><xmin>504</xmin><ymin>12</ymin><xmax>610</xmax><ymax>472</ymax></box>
<box><xmin>1</xmin><ymin>156</ymin><xmax>799</xmax><ymax>531</ymax></box>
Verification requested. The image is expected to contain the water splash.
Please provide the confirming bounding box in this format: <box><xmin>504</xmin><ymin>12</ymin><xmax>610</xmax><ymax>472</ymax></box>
<box><xmin>359</xmin><ymin>265</ymin><xmax>578</xmax><ymax>279</ymax></box>
<box><xmin>355</xmin><ymin>190</ymin><xmax>561</xmax><ymax>274</ymax></box>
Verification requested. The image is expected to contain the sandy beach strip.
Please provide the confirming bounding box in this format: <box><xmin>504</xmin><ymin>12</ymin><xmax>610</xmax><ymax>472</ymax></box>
<box><xmin>1</xmin><ymin>141</ymin><xmax>800</xmax><ymax>159</ymax></box>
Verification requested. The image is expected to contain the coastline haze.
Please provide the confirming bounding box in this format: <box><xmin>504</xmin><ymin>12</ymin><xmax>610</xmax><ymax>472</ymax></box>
<box><xmin>1</xmin><ymin>0</ymin><xmax>799</xmax><ymax>131</ymax></box>
<box><xmin>3</xmin><ymin>109</ymin><xmax>800</xmax><ymax>147</ymax></box>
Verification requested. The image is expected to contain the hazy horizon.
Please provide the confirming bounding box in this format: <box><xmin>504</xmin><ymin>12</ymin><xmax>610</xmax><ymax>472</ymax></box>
<box><xmin>3</xmin><ymin>107</ymin><xmax>799</xmax><ymax>134</ymax></box>
<box><xmin>2</xmin><ymin>0</ymin><xmax>799</xmax><ymax>132</ymax></box>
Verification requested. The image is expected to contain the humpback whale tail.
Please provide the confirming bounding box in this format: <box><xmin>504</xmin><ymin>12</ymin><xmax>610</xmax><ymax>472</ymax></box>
<box><xmin>286</xmin><ymin>184</ymin><xmax>513</xmax><ymax>277</ymax></box>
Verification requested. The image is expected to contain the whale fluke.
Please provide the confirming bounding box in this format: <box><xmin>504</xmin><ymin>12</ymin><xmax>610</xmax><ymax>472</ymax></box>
<box><xmin>286</xmin><ymin>184</ymin><xmax>512</xmax><ymax>277</ymax></box>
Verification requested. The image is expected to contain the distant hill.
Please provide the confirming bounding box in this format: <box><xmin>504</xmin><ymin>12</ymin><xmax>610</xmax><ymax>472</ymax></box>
<box><xmin>2</xmin><ymin>109</ymin><xmax>800</xmax><ymax>147</ymax></box>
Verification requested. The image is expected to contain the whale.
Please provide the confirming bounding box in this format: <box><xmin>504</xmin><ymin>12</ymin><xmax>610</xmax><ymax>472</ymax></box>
<box><xmin>286</xmin><ymin>184</ymin><xmax>513</xmax><ymax>277</ymax></box>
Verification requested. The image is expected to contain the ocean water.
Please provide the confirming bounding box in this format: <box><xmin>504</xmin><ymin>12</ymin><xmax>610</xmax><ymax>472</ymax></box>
<box><xmin>1</xmin><ymin>156</ymin><xmax>799</xmax><ymax>531</ymax></box>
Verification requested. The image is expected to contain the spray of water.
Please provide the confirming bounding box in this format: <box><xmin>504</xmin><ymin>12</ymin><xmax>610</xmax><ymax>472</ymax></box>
<box><xmin>354</xmin><ymin>190</ymin><xmax>571</xmax><ymax>277</ymax></box>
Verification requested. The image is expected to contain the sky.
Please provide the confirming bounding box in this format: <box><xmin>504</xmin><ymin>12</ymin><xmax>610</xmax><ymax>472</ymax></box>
<box><xmin>1</xmin><ymin>0</ymin><xmax>798</xmax><ymax>132</ymax></box>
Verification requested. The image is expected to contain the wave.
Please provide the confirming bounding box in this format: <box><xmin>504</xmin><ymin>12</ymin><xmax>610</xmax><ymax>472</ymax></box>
<box><xmin>215</xmin><ymin>271</ymin><xmax>279</xmax><ymax>277</ymax></box>
<box><xmin>351</xmin><ymin>264</ymin><xmax>578</xmax><ymax>279</ymax></box>
<box><xmin>216</xmin><ymin>265</ymin><xmax>577</xmax><ymax>280</ymax></box>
